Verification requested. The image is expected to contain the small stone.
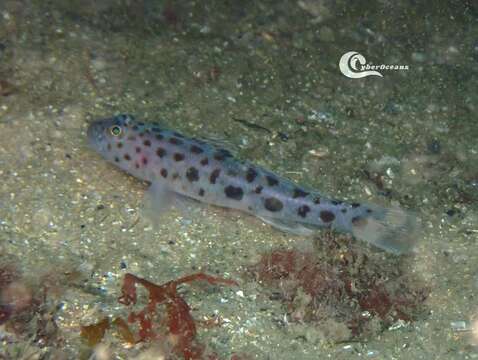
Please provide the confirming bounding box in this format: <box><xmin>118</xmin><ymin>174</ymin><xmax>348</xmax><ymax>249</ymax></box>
<box><xmin>32</xmin><ymin>208</ymin><xmax>53</xmax><ymax>230</ymax></box>
<box><xmin>411</xmin><ymin>52</ymin><xmax>426</xmax><ymax>62</ymax></box>
<box><xmin>308</xmin><ymin>147</ymin><xmax>329</xmax><ymax>158</ymax></box>
<box><xmin>427</xmin><ymin>139</ymin><xmax>441</xmax><ymax>154</ymax></box>
<box><xmin>383</xmin><ymin>100</ymin><xmax>402</xmax><ymax>115</ymax></box>
<box><xmin>91</xmin><ymin>58</ymin><xmax>107</xmax><ymax>71</ymax></box>
<box><xmin>450</xmin><ymin>320</ymin><xmax>471</xmax><ymax>332</ymax></box>
<box><xmin>446</xmin><ymin>208</ymin><xmax>458</xmax><ymax>217</ymax></box>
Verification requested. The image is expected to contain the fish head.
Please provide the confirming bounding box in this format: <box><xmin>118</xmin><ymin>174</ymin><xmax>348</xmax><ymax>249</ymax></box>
<box><xmin>87</xmin><ymin>114</ymin><xmax>136</xmax><ymax>158</ymax></box>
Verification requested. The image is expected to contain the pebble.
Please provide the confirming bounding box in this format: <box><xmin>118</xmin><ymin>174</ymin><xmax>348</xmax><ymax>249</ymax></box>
<box><xmin>427</xmin><ymin>139</ymin><xmax>441</xmax><ymax>154</ymax></box>
<box><xmin>411</xmin><ymin>52</ymin><xmax>426</xmax><ymax>62</ymax></box>
<box><xmin>450</xmin><ymin>320</ymin><xmax>471</xmax><ymax>332</ymax></box>
<box><xmin>91</xmin><ymin>58</ymin><xmax>107</xmax><ymax>71</ymax></box>
<box><xmin>446</xmin><ymin>208</ymin><xmax>458</xmax><ymax>217</ymax></box>
<box><xmin>383</xmin><ymin>100</ymin><xmax>402</xmax><ymax>115</ymax></box>
<box><xmin>32</xmin><ymin>208</ymin><xmax>53</xmax><ymax>230</ymax></box>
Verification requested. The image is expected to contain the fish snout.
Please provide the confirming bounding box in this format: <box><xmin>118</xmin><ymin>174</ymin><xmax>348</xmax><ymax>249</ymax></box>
<box><xmin>87</xmin><ymin>121</ymin><xmax>107</xmax><ymax>149</ymax></box>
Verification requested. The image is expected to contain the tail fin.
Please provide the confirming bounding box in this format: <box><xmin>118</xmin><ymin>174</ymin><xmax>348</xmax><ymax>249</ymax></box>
<box><xmin>351</xmin><ymin>205</ymin><xmax>420</xmax><ymax>255</ymax></box>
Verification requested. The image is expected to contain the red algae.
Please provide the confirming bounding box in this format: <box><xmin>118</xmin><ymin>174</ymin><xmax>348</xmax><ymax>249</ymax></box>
<box><xmin>249</xmin><ymin>238</ymin><xmax>429</xmax><ymax>340</ymax></box>
<box><xmin>0</xmin><ymin>264</ymin><xmax>19</xmax><ymax>325</ymax></box>
<box><xmin>0</xmin><ymin>261</ymin><xmax>62</xmax><ymax>349</ymax></box>
<box><xmin>119</xmin><ymin>273</ymin><xmax>237</xmax><ymax>359</ymax></box>
<box><xmin>81</xmin><ymin>272</ymin><xmax>237</xmax><ymax>359</ymax></box>
<box><xmin>80</xmin><ymin>317</ymin><xmax>137</xmax><ymax>347</ymax></box>
<box><xmin>80</xmin><ymin>317</ymin><xmax>110</xmax><ymax>347</ymax></box>
<box><xmin>0</xmin><ymin>263</ymin><xmax>35</xmax><ymax>331</ymax></box>
<box><xmin>0</xmin><ymin>79</ymin><xmax>15</xmax><ymax>96</ymax></box>
<box><xmin>112</xmin><ymin>317</ymin><xmax>136</xmax><ymax>344</ymax></box>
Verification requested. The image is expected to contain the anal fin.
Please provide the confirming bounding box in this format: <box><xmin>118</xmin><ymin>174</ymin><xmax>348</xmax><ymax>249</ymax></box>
<box><xmin>258</xmin><ymin>215</ymin><xmax>316</xmax><ymax>236</ymax></box>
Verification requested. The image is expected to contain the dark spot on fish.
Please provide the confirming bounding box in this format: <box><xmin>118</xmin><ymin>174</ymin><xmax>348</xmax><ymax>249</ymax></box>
<box><xmin>341</xmin><ymin>208</ymin><xmax>347</xmax><ymax>213</ymax></box>
<box><xmin>174</xmin><ymin>153</ymin><xmax>185</xmax><ymax>162</ymax></box>
<box><xmin>107</xmin><ymin>143</ymin><xmax>111</xmax><ymax>151</ymax></box>
<box><xmin>246</xmin><ymin>168</ymin><xmax>258</xmax><ymax>183</ymax></box>
<box><xmin>190</xmin><ymin>145</ymin><xmax>204</xmax><ymax>154</ymax></box>
<box><xmin>124</xmin><ymin>154</ymin><xmax>131</xmax><ymax>161</ymax></box>
<box><xmin>366</xmin><ymin>208</ymin><xmax>372</xmax><ymax>213</ymax></box>
<box><xmin>214</xmin><ymin>149</ymin><xmax>232</xmax><ymax>161</ymax></box>
<box><xmin>172</xmin><ymin>173</ymin><xmax>180</xmax><ymax>180</ymax></box>
<box><xmin>186</xmin><ymin>167</ymin><xmax>199</xmax><ymax>182</ymax></box>
<box><xmin>320</xmin><ymin>210</ymin><xmax>335</xmax><ymax>223</ymax></box>
<box><xmin>137</xmin><ymin>122</ymin><xmax>145</xmax><ymax>126</ymax></box>
<box><xmin>293</xmin><ymin>188</ymin><xmax>309</xmax><ymax>198</ymax></box>
<box><xmin>169</xmin><ymin>137</ymin><xmax>182</xmax><ymax>145</ymax></box>
<box><xmin>298</xmin><ymin>205</ymin><xmax>310</xmax><ymax>218</ymax></box>
<box><xmin>114</xmin><ymin>156</ymin><xmax>120</xmax><ymax>162</ymax></box>
<box><xmin>198</xmin><ymin>188</ymin><xmax>205</xmax><ymax>196</ymax></box>
<box><xmin>142</xmin><ymin>157</ymin><xmax>148</xmax><ymax>165</ymax></box>
<box><xmin>264</xmin><ymin>197</ymin><xmax>283</xmax><ymax>212</ymax></box>
<box><xmin>266</xmin><ymin>175</ymin><xmax>279</xmax><ymax>186</ymax></box>
<box><xmin>136</xmin><ymin>147</ymin><xmax>141</xmax><ymax>153</ymax></box>
<box><xmin>152</xmin><ymin>127</ymin><xmax>161</xmax><ymax>132</ymax></box>
<box><xmin>210</xmin><ymin>169</ymin><xmax>221</xmax><ymax>184</ymax></box>
<box><xmin>160</xmin><ymin>168</ymin><xmax>168</xmax><ymax>178</ymax></box>
<box><xmin>117</xmin><ymin>142</ymin><xmax>123</xmax><ymax>149</ymax></box>
<box><xmin>155</xmin><ymin>134</ymin><xmax>164</xmax><ymax>140</ymax></box>
<box><xmin>224</xmin><ymin>185</ymin><xmax>244</xmax><ymax>200</ymax></box>
<box><xmin>156</xmin><ymin>147</ymin><xmax>166</xmax><ymax>158</ymax></box>
<box><xmin>139</xmin><ymin>133</ymin><xmax>145</xmax><ymax>138</ymax></box>
<box><xmin>200</xmin><ymin>157</ymin><xmax>209</xmax><ymax>166</ymax></box>
<box><xmin>135</xmin><ymin>162</ymin><xmax>139</xmax><ymax>169</ymax></box>
<box><xmin>143</xmin><ymin>140</ymin><xmax>151</xmax><ymax>147</ymax></box>
<box><xmin>132</xmin><ymin>125</ymin><xmax>139</xmax><ymax>131</ymax></box>
<box><xmin>351</xmin><ymin>203</ymin><xmax>361</xmax><ymax>208</ymax></box>
<box><xmin>127</xmin><ymin>135</ymin><xmax>136</xmax><ymax>141</ymax></box>
<box><xmin>314</xmin><ymin>197</ymin><xmax>321</xmax><ymax>204</ymax></box>
<box><xmin>255</xmin><ymin>186</ymin><xmax>263</xmax><ymax>194</ymax></box>
<box><xmin>331</xmin><ymin>200</ymin><xmax>343</xmax><ymax>205</ymax></box>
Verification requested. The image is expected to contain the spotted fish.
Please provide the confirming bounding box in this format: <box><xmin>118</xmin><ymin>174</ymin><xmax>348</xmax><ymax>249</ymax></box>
<box><xmin>87</xmin><ymin>114</ymin><xmax>418</xmax><ymax>254</ymax></box>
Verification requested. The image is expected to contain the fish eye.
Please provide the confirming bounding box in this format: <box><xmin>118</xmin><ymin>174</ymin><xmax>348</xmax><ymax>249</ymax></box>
<box><xmin>110</xmin><ymin>125</ymin><xmax>122</xmax><ymax>136</ymax></box>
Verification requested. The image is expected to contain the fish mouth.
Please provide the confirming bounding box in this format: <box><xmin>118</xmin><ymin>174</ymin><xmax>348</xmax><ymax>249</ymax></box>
<box><xmin>86</xmin><ymin>121</ymin><xmax>107</xmax><ymax>149</ymax></box>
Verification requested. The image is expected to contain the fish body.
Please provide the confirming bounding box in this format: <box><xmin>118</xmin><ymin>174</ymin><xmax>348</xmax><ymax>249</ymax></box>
<box><xmin>87</xmin><ymin>114</ymin><xmax>418</xmax><ymax>254</ymax></box>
